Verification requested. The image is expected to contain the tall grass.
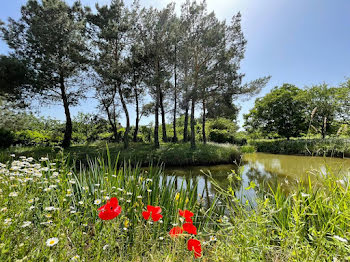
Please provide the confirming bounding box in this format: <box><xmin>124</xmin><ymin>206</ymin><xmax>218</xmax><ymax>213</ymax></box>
<box><xmin>0</xmin><ymin>142</ymin><xmax>241</xmax><ymax>166</ymax></box>
<box><xmin>208</xmin><ymin>168</ymin><xmax>350</xmax><ymax>261</ymax></box>
<box><xmin>0</xmin><ymin>151</ymin><xmax>225</xmax><ymax>261</ymax></box>
<box><xmin>250</xmin><ymin>138</ymin><xmax>350</xmax><ymax>157</ymax></box>
<box><xmin>0</xmin><ymin>151</ymin><xmax>348</xmax><ymax>261</ymax></box>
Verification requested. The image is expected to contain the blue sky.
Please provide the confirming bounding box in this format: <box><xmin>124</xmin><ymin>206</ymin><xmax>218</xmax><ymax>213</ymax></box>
<box><xmin>1</xmin><ymin>0</ymin><xmax>350</xmax><ymax>128</ymax></box>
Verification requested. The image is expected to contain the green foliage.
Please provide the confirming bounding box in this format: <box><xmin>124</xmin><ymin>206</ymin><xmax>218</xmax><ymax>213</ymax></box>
<box><xmin>250</xmin><ymin>138</ymin><xmax>350</xmax><ymax>157</ymax></box>
<box><xmin>210</xmin><ymin>169</ymin><xmax>349</xmax><ymax>261</ymax></box>
<box><xmin>0</xmin><ymin>55</ymin><xmax>32</xmax><ymax>107</ymax></box>
<box><xmin>0</xmin><ymin>128</ymin><xmax>14</xmax><ymax>148</ymax></box>
<box><xmin>14</xmin><ymin>130</ymin><xmax>51</xmax><ymax>146</ymax></box>
<box><xmin>302</xmin><ymin>84</ymin><xmax>339</xmax><ymax>138</ymax></box>
<box><xmin>0</xmin><ymin>153</ymin><xmax>348</xmax><ymax>261</ymax></box>
<box><xmin>244</xmin><ymin>84</ymin><xmax>308</xmax><ymax>139</ymax></box>
<box><xmin>209</xmin><ymin>129</ymin><xmax>234</xmax><ymax>143</ymax></box>
<box><xmin>240</xmin><ymin>145</ymin><xmax>256</xmax><ymax>153</ymax></box>
<box><xmin>0</xmin><ymin>142</ymin><xmax>241</xmax><ymax>167</ymax></box>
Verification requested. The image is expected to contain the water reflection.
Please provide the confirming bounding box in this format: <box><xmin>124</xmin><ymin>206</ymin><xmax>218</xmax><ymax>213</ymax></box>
<box><xmin>163</xmin><ymin>153</ymin><xmax>350</xmax><ymax>207</ymax></box>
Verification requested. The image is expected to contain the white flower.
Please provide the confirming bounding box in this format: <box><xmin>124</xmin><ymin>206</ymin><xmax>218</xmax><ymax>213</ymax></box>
<box><xmin>94</xmin><ymin>199</ymin><xmax>101</xmax><ymax>205</ymax></box>
<box><xmin>1</xmin><ymin>207</ymin><xmax>7</xmax><ymax>212</ymax></box>
<box><xmin>210</xmin><ymin>236</ymin><xmax>217</xmax><ymax>241</ymax></box>
<box><xmin>333</xmin><ymin>235</ymin><xmax>348</xmax><ymax>243</ymax></box>
<box><xmin>147</xmin><ymin>189</ymin><xmax>152</xmax><ymax>193</ymax></box>
<box><xmin>40</xmin><ymin>157</ymin><xmax>49</xmax><ymax>161</ymax></box>
<box><xmin>45</xmin><ymin>206</ymin><xmax>57</xmax><ymax>211</ymax></box>
<box><xmin>103</xmin><ymin>244</ymin><xmax>109</xmax><ymax>250</ymax></box>
<box><xmin>301</xmin><ymin>193</ymin><xmax>310</xmax><ymax>197</ymax></box>
<box><xmin>126</xmin><ymin>192</ymin><xmax>132</xmax><ymax>196</ymax></box>
<box><xmin>9</xmin><ymin>192</ymin><xmax>18</xmax><ymax>197</ymax></box>
<box><xmin>159</xmin><ymin>237</ymin><xmax>164</xmax><ymax>240</ymax></box>
<box><xmin>46</xmin><ymin>237</ymin><xmax>59</xmax><ymax>247</ymax></box>
<box><xmin>21</xmin><ymin>221</ymin><xmax>32</xmax><ymax>228</ymax></box>
<box><xmin>71</xmin><ymin>255</ymin><xmax>80</xmax><ymax>261</ymax></box>
<box><xmin>126</xmin><ymin>200</ymin><xmax>131</xmax><ymax>203</ymax></box>
<box><xmin>94</xmin><ymin>183</ymin><xmax>100</xmax><ymax>187</ymax></box>
<box><xmin>40</xmin><ymin>220</ymin><xmax>53</xmax><ymax>225</ymax></box>
<box><xmin>10</xmin><ymin>154</ymin><xmax>15</xmax><ymax>157</ymax></box>
<box><xmin>78</xmin><ymin>201</ymin><xmax>84</xmax><ymax>205</ymax></box>
<box><xmin>69</xmin><ymin>180</ymin><xmax>76</xmax><ymax>184</ymax></box>
<box><xmin>137</xmin><ymin>195</ymin><xmax>142</xmax><ymax>199</ymax></box>
<box><xmin>28</xmin><ymin>199</ymin><xmax>34</xmax><ymax>204</ymax></box>
<box><xmin>4</xmin><ymin>218</ymin><xmax>12</xmax><ymax>225</ymax></box>
<box><xmin>29</xmin><ymin>205</ymin><xmax>35</xmax><ymax>210</ymax></box>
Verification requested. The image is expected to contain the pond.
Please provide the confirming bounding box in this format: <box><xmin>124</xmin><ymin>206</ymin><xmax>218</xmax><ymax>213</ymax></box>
<box><xmin>163</xmin><ymin>153</ymin><xmax>350</xmax><ymax>207</ymax></box>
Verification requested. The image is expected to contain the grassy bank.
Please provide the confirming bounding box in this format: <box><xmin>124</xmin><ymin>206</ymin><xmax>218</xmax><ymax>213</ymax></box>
<box><xmin>0</xmin><ymin>142</ymin><xmax>241</xmax><ymax>167</ymax></box>
<box><xmin>0</xmin><ymin>154</ymin><xmax>348</xmax><ymax>261</ymax></box>
<box><xmin>249</xmin><ymin>138</ymin><xmax>350</xmax><ymax>157</ymax></box>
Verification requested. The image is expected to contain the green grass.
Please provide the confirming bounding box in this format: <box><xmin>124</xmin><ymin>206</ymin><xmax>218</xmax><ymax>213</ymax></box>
<box><xmin>0</xmin><ymin>142</ymin><xmax>241</xmax><ymax>167</ymax></box>
<box><xmin>250</xmin><ymin>138</ymin><xmax>350</xmax><ymax>157</ymax></box>
<box><xmin>0</xmin><ymin>152</ymin><xmax>348</xmax><ymax>261</ymax></box>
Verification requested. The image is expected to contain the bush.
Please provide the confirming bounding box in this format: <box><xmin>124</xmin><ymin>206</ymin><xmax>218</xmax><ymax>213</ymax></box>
<box><xmin>209</xmin><ymin>129</ymin><xmax>234</xmax><ymax>143</ymax></box>
<box><xmin>240</xmin><ymin>145</ymin><xmax>256</xmax><ymax>153</ymax></box>
<box><xmin>250</xmin><ymin>138</ymin><xmax>350</xmax><ymax>157</ymax></box>
<box><xmin>14</xmin><ymin>130</ymin><xmax>51</xmax><ymax>146</ymax></box>
<box><xmin>0</xmin><ymin>128</ymin><xmax>14</xmax><ymax>148</ymax></box>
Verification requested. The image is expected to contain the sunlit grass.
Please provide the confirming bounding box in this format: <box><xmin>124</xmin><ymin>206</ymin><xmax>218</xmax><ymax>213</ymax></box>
<box><xmin>0</xmin><ymin>150</ymin><xmax>348</xmax><ymax>261</ymax></box>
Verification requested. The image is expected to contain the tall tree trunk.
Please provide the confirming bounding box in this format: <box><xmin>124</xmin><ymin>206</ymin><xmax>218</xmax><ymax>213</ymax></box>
<box><xmin>154</xmin><ymin>60</ymin><xmax>160</xmax><ymax>148</ymax></box>
<box><xmin>173</xmin><ymin>44</ymin><xmax>178</xmax><ymax>143</ymax></box>
<box><xmin>183</xmin><ymin>102</ymin><xmax>189</xmax><ymax>142</ymax></box>
<box><xmin>105</xmin><ymin>105</ymin><xmax>118</xmax><ymax>142</ymax></box>
<box><xmin>190</xmin><ymin>97</ymin><xmax>196</xmax><ymax>149</ymax></box>
<box><xmin>133</xmin><ymin>88</ymin><xmax>139</xmax><ymax>142</ymax></box>
<box><xmin>202</xmin><ymin>98</ymin><xmax>207</xmax><ymax>144</ymax></box>
<box><xmin>160</xmin><ymin>90</ymin><xmax>167</xmax><ymax>142</ymax></box>
<box><xmin>117</xmin><ymin>84</ymin><xmax>129</xmax><ymax>149</ymax></box>
<box><xmin>154</xmin><ymin>86</ymin><xmax>160</xmax><ymax>148</ymax></box>
<box><xmin>60</xmin><ymin>75</ymin><xmax>72</xmax><ymax>149</ymax></box>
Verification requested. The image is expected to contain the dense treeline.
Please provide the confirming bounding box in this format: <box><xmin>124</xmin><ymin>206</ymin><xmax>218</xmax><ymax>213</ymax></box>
<box><xmin>0</xmin><ymin>0</ymin><xmax>269</xmax><ymax>149</ymax></box>
<box><xmin>244</xmin><ymin>82</ymin><xmax>350</xmax><ymax>139</ymax></box>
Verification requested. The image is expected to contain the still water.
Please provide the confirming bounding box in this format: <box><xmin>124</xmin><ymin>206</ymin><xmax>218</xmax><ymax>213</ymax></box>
<box><xmin>163</xmin><ymin>153</ymin><xmax>350</xmax><ymax>206</ymax></box>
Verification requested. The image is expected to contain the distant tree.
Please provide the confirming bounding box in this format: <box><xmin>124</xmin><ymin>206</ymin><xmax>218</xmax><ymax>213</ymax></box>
<box><xmin>302</xmin><ymin>84</ymin><xmax>338</xmax><ymax>138</ymax></box>
<box><xmin>1</xmin><ymin>0</ymin><xmax>89</xmax><ymax>148</ymax></box>
<box><xmin>334</xmin><ymin>79</ymin><xmax>350</xmax><ymax>124</ymax></box>
<box><xmin>244</xmin><ymin>84</ymin><xmax>308</xmax><ymax>139</ymax></box>
<box><xmin>87</xmin><ymin>0</ymin><xmax>132</xmax><ymax>149</ymax></box>
<box><xmin>0</xmin><ymin>55</ymin><xmax>33</xmax><ymax>108</ymax></box>
<box><xmin>140</xmin><ymin>5</ymin><xmax>174</xmax><ymax>148</ymax></box>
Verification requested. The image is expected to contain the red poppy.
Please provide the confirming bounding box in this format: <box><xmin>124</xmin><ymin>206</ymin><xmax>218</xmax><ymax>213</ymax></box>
<box><xmin>169</xmin><ymin>226</ymin><xmax>183</xmax><ymax>237</ymax></box>
<box><xmin>187</xmin><ymin>239</ymin><xmax>202</xmax><ymax>258</ymax></box>
<box><xmin>142</xmin><ymin>205</ymin><xmax>163</xmax><ymax>222</ymax></box>
<box><xmin>179</xmin><ymin>209</ymin><xmax>193</xmax><ymax>222</ymax></box>
<box><xmin>183</xmin><ymin>222</ymin><xmax>197</xmax><ymax>235</ymax></box>
<box><xmin>98</xmin><ymin>197</ymin><xmax>121</xmax><ymax>220</ymax></box>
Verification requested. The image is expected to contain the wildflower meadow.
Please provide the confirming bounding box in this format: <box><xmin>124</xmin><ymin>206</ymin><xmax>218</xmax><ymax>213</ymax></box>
<box><xmin>0</xmin><ymin>151</ymin><xmax>349</xmax><ymax>261</ymax></box>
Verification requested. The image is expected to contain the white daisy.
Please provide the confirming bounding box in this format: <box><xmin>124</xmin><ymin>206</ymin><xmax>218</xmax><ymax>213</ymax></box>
<box><xmin>21</xmin><ymin>221</ymin><xmax>32</xmax><ymax>228</ymax></box>
<box><xmin>46</xmin><ymin>237</ymin><xmax>59</xmax><ymax>247</ymax></box>
<box><xmin>333</xmin><ymin>235</ymin><xmax>348</xmax><ymax>243</ymax></box>
<box><xmin>94</xmin><ymin>199</ymin><xmax>101</xmax><ymax>205</ymax></box>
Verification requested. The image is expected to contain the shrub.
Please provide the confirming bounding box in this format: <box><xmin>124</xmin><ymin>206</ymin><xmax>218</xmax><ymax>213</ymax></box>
<box><xmin>209</xmin><ymin>129</ymin><xmax>234</xmax><ymax>143</ymax></box>
<box><xmin>0</xmin><ymin>128</ymin><xmax>14</xmax><ymax>148</ymax></box>
<box><xmin>14</xmin><ymin>130</ymin><xmax>50</xmax><ymax>146</ymax></box>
